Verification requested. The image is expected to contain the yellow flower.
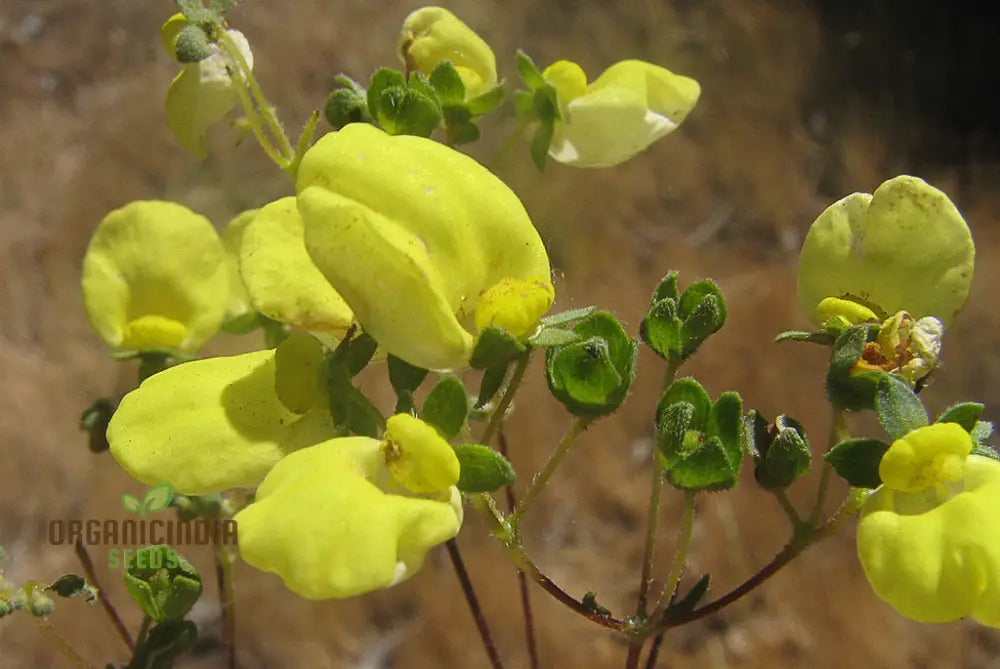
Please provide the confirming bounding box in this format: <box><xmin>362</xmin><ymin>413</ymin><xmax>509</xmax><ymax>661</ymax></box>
<box><xmin>163</xmin><ymin>16</ymin><xmax>253</xmax><ymax>160</ymax></box>
<box><xmin>474</xmin><ymin>277</ymin><xmax>555</xmax><ymax>338</ymax></box>
<box><xmin>296</xmin><ymin>123</ymin><xmax>550</xmax><ymax>370</ymax></box>
<box><xmin>797</xmin><ymin>176</ymin><xmax>974</xmax><ymax>327</ymax></box>
<box><xmin>235</xmin><ymin>417</ymin><xmax>462</xmax><ymax>599</ymax></box>
<box><xmin>857</xmin><ymin>423</ymin><xmax>1000</xmax><ymax>627</ymax></box>
<box><xmin>398</xmin><ymin>7</ymin><xmax>497</xmax><ymax>98</ymax></box>
<box><xmin>82</xmin><ymin>200</ymin><xmax>228</xmax><ymax>354</ymax></box>
<box><xmin>542</xmin><ymin>59</ymin><xmax>700</xmax><ymax>167</ymax></box>
<box><xmin>108</xmin><ymin>334</ymin><xmax>334</xmax><ymax>495</ymax></box>
<box><xmin>220</xmin><ymin>208</ymin><xmax>256</xmax><ymax>319</ymax></box>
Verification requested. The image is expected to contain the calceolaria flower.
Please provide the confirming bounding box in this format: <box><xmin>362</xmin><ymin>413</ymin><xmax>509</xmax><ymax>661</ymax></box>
<box><xmin>542</xmin><ymin>59</ymin><xmax>700</xmax><ymax>167</ymax></box>
<box><xmin>857</xmin><ymin>423</ymin><xmax>1000</xmax><ymax>627</ymax></box>
<box><xmin>82</xmin><ymin>200</ymin><xmax>228</xmax><ymax>354</ymax></box>
<box><xmin>297</xmin><ymin>123</ymin><xmax>551</xmax><ymax>370</ymax></box>
<box><xmin>475</xmin><ymin>277</ymin><xmax>555</xmax><ymax>338</ymax></box>
<box><xmin>234</xmin><ymin>414</ymin><xmax>462</xmax><ymax>599</ymax></box>
<box><xmin>797</xmin><ymin>175</ymin><xmax>975</xmax><ymax>328</ymax></box>
<box><xmin>398</xmin><ymin>6</ymin><xmax>498</xmax><ymax>98</ymax></box>
<box><xmin>851</xmin><ymin>311</ymin><xmax>943</xmax><ymax>386</ymax></box>
<box><xmin>162</xmin><ymin>14</ymin><xmax>254</xmax><ymax>159</ymax></box>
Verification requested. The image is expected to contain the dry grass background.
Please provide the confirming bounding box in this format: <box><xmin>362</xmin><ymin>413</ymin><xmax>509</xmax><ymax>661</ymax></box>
<box><xmin>1</xmin><ymin>1</ymin><xmax>998</xmax><ymax>667</ymax></box>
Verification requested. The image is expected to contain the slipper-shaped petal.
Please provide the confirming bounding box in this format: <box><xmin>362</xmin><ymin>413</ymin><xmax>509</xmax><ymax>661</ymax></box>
<box><xmin>797</xmin><ymin>176</ymin><xmax>974</xmax><ymax>326</ymax></box>
<box><xmin>296</xmin><ymin>123</ymin><xmax>550</xmax><ymax>370</ymax></box>
<box><xmin>398</xmin><ymin>7</ymin><xmax>497</xmax><ymax>98</ymax></box>
<box><xmin>82</xmin><ymin>200</ymin><xmax>228</xmax><ymax>354</ymax></box>
<box><xmin>235</xmin><ymin>436</ymin><xmax>462</xmax><ymax>599</ymax></box>
<box><xmin>108</xmin><ymin>345</ymin><xmax>334</xmax><ymax>495</ymax></box>
<box><xmin>545</xmin><ymin>59</ymin><xmax>700</xmax><ymax>168</ymax></box>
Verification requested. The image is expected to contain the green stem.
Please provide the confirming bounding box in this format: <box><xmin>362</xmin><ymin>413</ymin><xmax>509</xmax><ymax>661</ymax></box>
<box><xmin>214</xmin><ymin>544</ymin><xmax>236</xmax><ymax>669</ymax></box>
<box><xmin>468</xmin><ymin>493</ymin><xmax>629</xmax><ymax>632</ymax></box>
<box><xmin>135</xmin><ymin>615</ymin><xmax>151</xmax><ymax>649</ymax></box>
<box><xmin>34</xmin><ymin>618</ymin><xmax>97</xmax><ymax>669</ymax></box>
<box><xmin>489</xmin><ymin>117</ymin><xmax>531</xmax><ymax>170</ymax></box>
<box><xmin>480</xmin><ymin>354</ymin><xmax>529</xmax><ymax>446</ymax></box>
<box><xmin>649</xmin><ymin>489</ymin><xmax>697</xmax><ymax>620</ymax></box>
<box><xmin>810</xmin><ymin>408</ymin><xmax>848</xmax><ymax>524</ymax></box>
<box><xmin>74</xmin><ymin>539</ymin><xmax>133</xmax><ymax>651</ymax></box>
<box><xmin>773</xmin><ymin>489</ymin><xmax>803</xmax><ymax>528</ymax></box>
<box><xmin>511</xmin><ymin>417</ymin><xmax>589</xmax><ymax>523</ymax></box>
<box><xmin>445</xmin><ymin>539</ymin><xmax>505</xmax><ymax>669</ymax></box>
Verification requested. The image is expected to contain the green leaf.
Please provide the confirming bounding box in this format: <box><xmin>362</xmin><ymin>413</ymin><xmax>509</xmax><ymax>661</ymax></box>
<box><xmin>824</xmin><ymin>438</ymin><xmax>891</xmax><ymax>488</ymax></box>
<box><xmin>336</xmin><ymin>331</ymin><xmax>378</xmax><ymax>377</ymax></box>
<box><xmin>208</xmin><ymin>0</ymin><xmax>234</xmax><ymax>11</ymax></box>
<box><xmin>541</xmin><ymin>306</ymin><xmax>597</xmax><ymax>326</ymax></box>
<box><xmin>664</xmin><ymin>574</ymin><xmax>710</xmax><ymax>622</ymax></box>
<box><xmin>707</xmin><ymin>392</ymin><xmax>743</xmax><ymax>469</ymax></box>
<box><xmin>46</xmin><ymin>575</ymin><xmax>97</xmax><ymax>603</ymax></box>
<box><xmin>470</xmin><ymin>326</ymin><xmax>526</xmax><ymax>370</ymax></box>
<box><xmin>428</xmin><ymin>61</ymin><xmax>466</xmax><ymax>105</ymax></box>
<box><xmin>681</xmin><ymin>293</ymin><xmax>726</xmax><ymax>358</ymax></box>
<box><xmin>142</xmin><ymin>484</ymin><xmax>174</xmax><ymax>515</ymax></box>
<box><xmin>388</xmin><ymin>355</ymin><xmax>428</xmax><ymax>414</ymax></box>
<box><xmin>528</xmin><ymin>327</ymin><xmax>581</xmax><ymax>348</ymax></box>
<box><xmin>453</xmin><ymin>444</ymin><xmax>516</xmax><ymax>492</ymax></box>
<box><xmin>475</xmin><ymin>363</ymin><xmax>509</xmax><ymax>409</ymax></box>
<box><xmin>651</xmin><ymin>272</ymin><xmax>680</xmax><ymax>304</ymax></box>
<box><xmin>406</xmin><ymin>72</ymin><xmax>440</xmax><ymax>105</ymax></box>
<box><xmin>774</xmin><ymin>330</ymin><xmax>835</xmax><ymax>345</ymax></box>
<box><xmin>641</xmin><ymin>297</ymin><xmax>683</xmax><ymax>361</ymax></box>
<box><xmin>124</xmin><ymin>547</ymin><xmax>202</xmax><ymax>623</ymax></box>
<box><xmin>125</xmin><ymin>619</ymin><xmax>197</xmax><ymax>669</ymax></box>
<box><xmin>446</xmin><ymin>119</ymin><xmax>481</xmax><ymax>145</ymax></box>
<box><xmin>326</xmin><ymin>357</ymin><xmax>385</xmax><ymax>438</ymax></box>
<box><xmin>657</xmin><ymin>377</ymin><xmax>712</xmax><ymax>428</ymax></box>
<box><xmin>513</xmin><ymin>90</ymin><xmax>534</xmax><ymax>117</ymax></box>
<box><xmin>515</xmin><ymin>50</ymin><xmax>545</xmax><ymax>90</ymax></box>
<box><xmin>829</xmin><ymin>324</ymin><xmax>872</xmax><ymax>374</ymax></box>
<box><xmin>936</xmin><ymin>402</ymin><xmax>985</xmax><ymax>432</ymax></box>
<box><xmin>532</xmin><ymin>85</ymin><xmax>561</xmax><ymax>122</ymax></box>
<box><xmin>875</xmin><ymin>374</ymin><xmax>928</xmax><ymax>441</ymax></box>
<box><xmin>324</xmin><ymin>88</ymin><xmax>372</xmax><ymax>130</ymax></box>
<box><xmin>529</xmin><ymin>120</ymin><xmax>554</xmax><ymax>171</ymax></box>
<box><xmin>466</xmin><ymin>82</ymin><xmax>506</xmax><ymax>116</ymax></box>
<box><xmin>826</xmin><ymin>324</ymin><xmax>882</xmax><ymax>411</ymax></box>
<box><xmin>122</xmin><ymin>494</ymin><xmax>141</xmax><ymax>515</ymax></box>
<box><xmin>971</xmin><ymin>420</ymin><xmax>995</xmax><ymax>445</ymax></box>
<box><xmin>421</xmin><ymin>376</ymin><xmax>468</xmax><ymax>440</ymax></box>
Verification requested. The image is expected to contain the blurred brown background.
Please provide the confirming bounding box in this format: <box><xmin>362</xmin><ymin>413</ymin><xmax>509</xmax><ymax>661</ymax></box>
<box><xmin>2</xmin><ymin>1</ymin><xmax>999</xmax><ymax>667</ymax></box>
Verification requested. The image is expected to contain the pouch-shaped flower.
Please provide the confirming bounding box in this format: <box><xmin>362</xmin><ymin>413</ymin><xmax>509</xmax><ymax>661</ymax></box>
<box><xmin>296</xmin><ymin>123</ymin><xmax>550</xmax><ymax>370</ymax></box>
<box><xmin>857</xmin><ymin>423</ymin><xmax>1000</xmax><ymax>627</ymax></box>
<box><xmin>398</xmin><ymin>6</ymin><xmax>497</xmax><ymax>98</ymax></box>
<box><xmin>543</xmin><ymin>59</ymin><xmax>700</xmax><ymax>168</ymax></box>
<box><xmin>108</xmin><ymin>337</ymin><xmax>334</xmax><ymax>494</ymax></box>
<box><xmin>797</xmin><ymin>176</ymin><xmax>974</xmax><ymax>327</ymax></box>
<box><xmin>235</xmin><ymin>430</ymin><xmax>462</xmax><ymax>599</ymax></box>
<box><xmin>82</xmin><ymin>200</ymin><xmax>228</xmax><ymax>354</ymax></box>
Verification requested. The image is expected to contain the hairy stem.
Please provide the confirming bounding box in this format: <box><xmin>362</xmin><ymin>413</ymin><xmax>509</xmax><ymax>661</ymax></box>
<box><xmin>811</xmin><ymin>408</ymin><xmax>848</xmax><ymax>524</ymax></box>
<box><xmin>446</xmin><ymin>539</ymin><xmax>504</xmax><ymax>669</ymax></box>
<box><xmin>480</xmin><ymin>354</ymin><xmax>530</xmax><ymax>446</ymax></box>
<box><xmin>74</xmin><ymin>540</ymin><xmax>133</xmax><ymax>651</ymax></box>
<box><xmin>498</xmin><ymin>428</ymin><xmax>539</xmax><ymax>669</ymax></box>
<box><xmin>511</xmin><ymin>417</ymin><xmax>590</xmax><ymax>523</ymax></box>
<box><xmin>34</xmin><ymin>617</ymin><xmax>97</xmax><ymax>669</ymax></box>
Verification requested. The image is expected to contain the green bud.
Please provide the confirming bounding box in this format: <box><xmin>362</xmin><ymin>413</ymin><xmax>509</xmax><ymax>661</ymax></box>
<box><xmin>745</xmin><ymin>412</ymin><xmax>811</xmax><ymax>490</ymax></box>
<box><xmin>174</xmin><ymin>24</ymin><xmax>213</xmax><ymax>63</ymax></box>
<box><xmin>375</xmin><ymin>85</ymin><xmax>442</xmax><ymax>137</ymax></box>
<box><xmin>453</xmin><ymin>444</ymin><xmax>516</xmax><ymax>492</ymax></box>
<box><xmin>124</xmin><ymin>546</ymin><xmax>202</xmax><ymax>622</ymax></box>
<box><xmin>641</xmin><ymin>274</ymin><xmax>726</xmax><ymax>361</ymax></box>
<box><xmin>324</xmin><ymin>88</ymin><xmax>371</xmax><ymax>130</ymax></box>
<box><xmin>656</xmin><ymin>378</ymin><xmax>742</xmax><ymax>491</ymax></box>
<box><xmin>545</xmin><ymin>311</ymin><xmax>636</xmax><ymax>418</ymax></box>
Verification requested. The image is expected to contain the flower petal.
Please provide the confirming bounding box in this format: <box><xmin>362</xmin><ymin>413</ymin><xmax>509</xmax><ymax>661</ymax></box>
<box><xmin>239</xmin><ymin>197</ymin><xmax>353</xmax><ymax>336</ymax></box>
<box><xmin>108</xmin><ymin>349</ymin><xmax>334</xmax><ymax>494</ymax></box>
<box><xmin>221</xmin><ymin>208</ymin><xmax>256</xmax><ymax>319</ymax></box>
<box><xmin>296</xmin><ymin>124</ymin><xmax>550</xmax><ymax>369</ymax></box>
<box><xmin>399</xmin><ymin>7</ymin><xmax>497</xmax><ymax>97</ymax></box>
<box><xmin>82</xmin><ymin>200</ymin><xmax>228</xmax><ymax>353</ymax></box>
<box><xmin>549</xmin><ymin>60</ymin><xmax>700</xmax><ymax>168</ymax></box>
<box><xmin>797</xmin><ymin>175</ymin><xmax>974</xmax><ymax>326</ymax></box>
<box><xmin>858</xmin><ymin>455</ymin><xmax>1000</xmax><ymax>627</ymax></box>
<box><xmin>235</xmin><ymin>437</ymin><xmax>462</xmax><ymax>599</ymax></box>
